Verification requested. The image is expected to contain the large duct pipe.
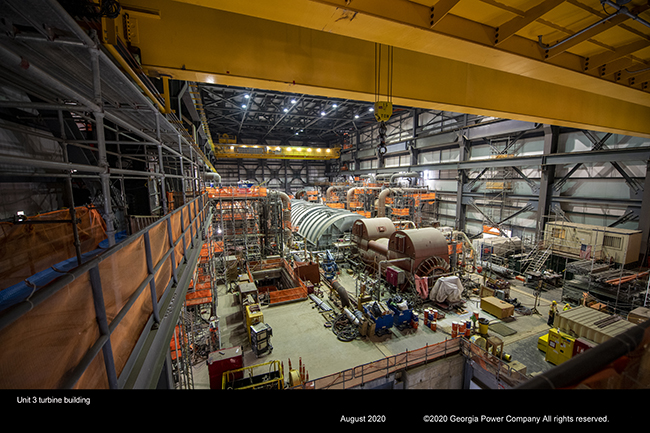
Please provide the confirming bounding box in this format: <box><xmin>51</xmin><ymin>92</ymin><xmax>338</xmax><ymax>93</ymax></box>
<box><xmin>203</xmin><ymin>171</ymin><xmax>221</xmax><ymax>183</ymax></box>
<box><xmin>390</xmin><ymin>172</ymin><xmax>420</xmax><ymax>185</ymax></box>
<box><xmin>270</xmin><ymin>190</ymin><xmax>292</xmax><ymax>245</ymax></box>
<box><xmin>377</xmin><ymin>187</ymin><xmax>430</xmax><ymax>217</ymax></box>
<box><xmin>332</xmin><ymin>280</ymin><xmax>350</xmax><ymax>308</ymax></box>
<box><xmin>346</xmin><ymin>186</ymin><xmax>381</xmax><ymax>210</ymax></box>
<box><xmin>325</xmin><ymin>185</ymin><xmax>348</xmax><ymax>202</ymax></box>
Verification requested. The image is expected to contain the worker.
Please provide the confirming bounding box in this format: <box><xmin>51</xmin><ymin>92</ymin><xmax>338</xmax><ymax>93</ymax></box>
<box><xmin>563</xmin><ymin>303</ymin><xmax>571</xmax><ymax>311</ymax></box>
<box><xmin>548</xmin><ymin>300</ymin><xmax>558</xmax><ymax>326</ymax></box>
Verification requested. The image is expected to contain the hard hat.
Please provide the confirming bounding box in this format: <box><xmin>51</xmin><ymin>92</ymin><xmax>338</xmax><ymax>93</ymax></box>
<box><xmin>552</xmin><ymin>300</ymin><xmax>557</xmax><ymax>305</ymax></box>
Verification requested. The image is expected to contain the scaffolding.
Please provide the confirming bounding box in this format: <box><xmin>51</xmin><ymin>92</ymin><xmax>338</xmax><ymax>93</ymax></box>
<box><xmin>209</xmin><ymin>186</ymin><xmax>265</xmax><ymax>262</ymax></box>
<box><xmin>0</xmin><ymin>0</ymin><xmax>219</xmax><ymax>388</ymax></box>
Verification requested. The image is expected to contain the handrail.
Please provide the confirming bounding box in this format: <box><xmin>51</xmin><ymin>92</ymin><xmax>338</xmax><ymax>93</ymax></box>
<box><xmin>293</xmin><ymin>338</ymin><xmax>462</xmax><ymax>389</ymax></box>
<box><xmin>0</xmin><ymin>193</ymin><xmax>209</xmax><ymax>389</ymax></box>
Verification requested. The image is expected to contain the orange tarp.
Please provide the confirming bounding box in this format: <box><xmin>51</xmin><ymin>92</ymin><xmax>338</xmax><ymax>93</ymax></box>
<box><xmin>0</xmin><ymin>206</ymin><xmax>106</xmax><ymax>291</ymax></box>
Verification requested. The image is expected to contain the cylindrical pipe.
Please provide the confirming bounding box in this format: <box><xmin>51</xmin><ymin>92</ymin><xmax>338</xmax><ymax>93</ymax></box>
<box><xmin>377</xmin><ymin>187</ymin><xmax>430</xmax><ymax>217</ymax></box>
<box><xmin>390</xmin><ymin>171</ymin><xmax>420</xmax><ymax>185</ymax></box>
<box><xmin>377</xmin><ymin>188</ymin><xmax>392</xmax><ymax>217</ymax></box>
<box><xmin>270</xmin><ymin>190</ymin><xmax>292</xmax><ymax>246</ymax></box>
<box><xmin>203</xmin><ymin>171</ymin><xmax>222</xmax><ymax>183</ymax></box>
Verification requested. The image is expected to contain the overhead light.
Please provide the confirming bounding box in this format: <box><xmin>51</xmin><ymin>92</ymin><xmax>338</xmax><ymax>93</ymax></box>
<box><xmin>307</xmin><ymin>148</ymin><xmax>312</xmax><ymax>152</ymax></box>
<box><xmin>369</xmin><ymin>107</ymin><xmax>374</xmax><ymax>112</ymax></box>
<box><xmin>291</xmin><ymin>99</ymin><xmax>297</xmax><ymax>104</ymax></box>
<box><xmin>276</xmin><ymin>147</ymin><xmax>281</xmax><ymax>151</ymax></box>
<box><xmin>354</xmin><ymin>114</ymin><xmax>359</xmax><ymax>119</ymax></box>
<box><xmin>287</xmin><ymin>147</ymin><xmax>292</xmax><ymax>151</ymax></box>
<box><xmin>242</xmin><ymin>104</ymin><xmax>247</xmax><ymax>109</ymax></box>
<box><xmin>253</xmin><ymin>145</ymin><xmax>259</xmax><ymax>148</ymax></box>
<box><xmin>230</xmin><ymin>146</ymin><xmax>234</xmax><ymax>150</ymax></box>
<box><xmin>326</xmin><ymin>149</ymin><xmax>331</xmax><ymax>153</ymax></box>
<box><xmin>321</xmin><ymin>111</ymin><xmax>326</xmax><ymax>116</ymax></box>
<box><xmin>317</xmin><ymin>148</ymin><xmax>322</xmax><ymax>153</ymax></box>
<box><xmin>283</xmin><ymin>108</ymin><xmax>289</xmax><ymax>112</ymax></box>
<box><xmin>333</xmin><ymin>103</ymin><xmax>338</xmax><ymax>108</ymax></box>
<box><xmin>244</xmin><ymin>94</ymin><xmax>250</xmax><ymax>99</ymax></box>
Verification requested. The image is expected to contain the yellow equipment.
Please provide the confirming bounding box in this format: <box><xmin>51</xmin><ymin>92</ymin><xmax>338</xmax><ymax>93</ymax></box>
<box><xmin>538</xmin><ymin>333</ymin><xmax>549</xmax><ymax>353</ymax></box>
<box><xmin>222</xmin><ymin>360</ymin><xmax>284</xmax><ymax>390</ymax></box>
<box><xmin>245</xmin><ymin>304</ymin><xmax>264</xmax><ymax>342</ymax></box>
<box><xmin>545</xmin><ymin>328</ymin><xmax>575</xmax><ymax>366</ymax></box>
<box><xmin>373</xmin><ymin>101</ymin><xmax>393</xmax><ymax>122</ymax></box>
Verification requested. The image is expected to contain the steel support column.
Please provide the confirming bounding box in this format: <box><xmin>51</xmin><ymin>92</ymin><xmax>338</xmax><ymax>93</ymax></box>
<box><xmin>638</xmin><ymin>161</ymin><xmax>650</xmax><ymax>263</ymax></box>
<box><xmin>455</xmin><ymin>138</ymin><xmax>469</xmax><ymax>231</ymax></box>
<box><xmin>537</xmin><ymin>125</ymin><xmax>559</xmax><ymax>240</ymax></box>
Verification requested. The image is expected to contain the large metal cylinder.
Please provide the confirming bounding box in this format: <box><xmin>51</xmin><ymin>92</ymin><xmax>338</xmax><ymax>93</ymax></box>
<box><xmin>290</xmin><ymin>200</ymin><xmax>360</xmax><ymax>247</ymax></box>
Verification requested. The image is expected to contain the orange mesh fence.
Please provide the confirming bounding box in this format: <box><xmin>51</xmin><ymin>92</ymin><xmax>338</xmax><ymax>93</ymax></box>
<box><xmin>0</xmin><ymin>194</ymin><xmax>208</xmax><ymax>389</ymax></box>
<box><xmin>0</xmin><ymin>206</ymin><xmax>106</xmax><ymax>291</ymax></box>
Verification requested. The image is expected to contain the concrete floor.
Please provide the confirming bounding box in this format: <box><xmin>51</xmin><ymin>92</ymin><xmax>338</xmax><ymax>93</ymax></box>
<box><xmin>192</xmin><ymin>270</ymin><xmax>562</xmax><ymax>389</ymax></box>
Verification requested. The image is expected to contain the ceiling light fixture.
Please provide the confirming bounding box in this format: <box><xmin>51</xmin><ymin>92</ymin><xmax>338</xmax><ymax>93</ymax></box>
<box><xmin>291</xmin><ymin>99</ymin><xmax>297</xmax><ymax>104</ymax></box>
<box><xmin>321</xmin><ymin>111</ymin><xmax>326</xmax><ymax>116</ymax></box>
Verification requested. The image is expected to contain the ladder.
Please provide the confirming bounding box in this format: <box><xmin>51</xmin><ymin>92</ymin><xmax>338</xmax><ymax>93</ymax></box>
<box><xmin>523</xmin><ymin>245</ymin><xmax>552</xmax><ymax>275</ymax></box>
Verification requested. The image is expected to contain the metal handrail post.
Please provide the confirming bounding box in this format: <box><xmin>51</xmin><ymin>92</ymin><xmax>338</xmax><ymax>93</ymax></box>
<box><xmin>143</xmin><ymin>231</ymin><xmax>161</xmax><ymax>326</ymax></box>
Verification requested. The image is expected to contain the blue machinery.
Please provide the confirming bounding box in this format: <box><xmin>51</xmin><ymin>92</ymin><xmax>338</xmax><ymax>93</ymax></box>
<box><xmin>363</xmin><ymin>297</ymin><xmax>419</xmax><ymax>336</ymax></box>
<box><xmin>321</xmin><ymin>250</ymin><xmax>338</xmax><ymax>281</ymax></box>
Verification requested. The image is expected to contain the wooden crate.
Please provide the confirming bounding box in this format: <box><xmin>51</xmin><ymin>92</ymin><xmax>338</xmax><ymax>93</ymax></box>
<box><xmin>480</xmin><ymin>296</ymin><xmax>514</xmax><ymax>319</ymax></box>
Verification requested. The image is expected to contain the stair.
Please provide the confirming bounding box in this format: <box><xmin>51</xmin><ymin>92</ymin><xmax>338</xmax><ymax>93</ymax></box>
<box><xmin>523</xmin><ymin>245</ymin><xmax>552</xmax><ymax>275</ymax></box>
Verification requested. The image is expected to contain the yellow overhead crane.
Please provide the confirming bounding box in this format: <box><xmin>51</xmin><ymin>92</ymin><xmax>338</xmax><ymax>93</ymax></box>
<box><xmin>95</xmin><ymin>0</ymin><xmax>650</xmax><ymax>139</ymax></box>
<box><xmin>213</xmin><ymin>143</ymin><xmax>340</xmax><ymax>160</ymax></box>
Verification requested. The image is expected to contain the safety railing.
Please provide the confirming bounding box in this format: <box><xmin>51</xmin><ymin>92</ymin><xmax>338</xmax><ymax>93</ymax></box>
<box><xmin>0</xmin><ymin>193</ymin><xmax>209</xmax><ymax>389</ymax></box>
<box><xmin>293</xmin><ymin>338</ymin><xmax>462</xmax><ymax>389</ymax></box>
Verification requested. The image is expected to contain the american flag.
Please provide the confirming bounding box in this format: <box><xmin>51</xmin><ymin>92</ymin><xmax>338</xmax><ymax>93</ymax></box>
<box><xmin>580</xmin><ymin>244</ymin><xmax>591</xmax><ymax>259</ymax></box>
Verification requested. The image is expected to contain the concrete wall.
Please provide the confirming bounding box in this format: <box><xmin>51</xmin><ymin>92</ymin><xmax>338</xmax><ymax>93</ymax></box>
<box><xmin>351</xmin><ymin>353</ymin><xmax>466</xmax><ymax>390</ymax></box>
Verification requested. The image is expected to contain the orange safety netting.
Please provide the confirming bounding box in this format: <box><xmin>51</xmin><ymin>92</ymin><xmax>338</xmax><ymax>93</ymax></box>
<box><xmin>0</xmin><ymin>206</ymin><xmax>107</xmax><ymax>291</ymax></box>
<box><xmin>0</xmin><ymin>195</ymin><xmax>207</xmax><ymax>389</ymax></box>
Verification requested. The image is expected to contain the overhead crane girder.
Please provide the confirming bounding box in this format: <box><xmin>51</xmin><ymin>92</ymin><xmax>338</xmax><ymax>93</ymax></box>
<box><xmin>114</xmin><ymin>0</ymin><xmax>650</xmax><ymax>139</ymax></box>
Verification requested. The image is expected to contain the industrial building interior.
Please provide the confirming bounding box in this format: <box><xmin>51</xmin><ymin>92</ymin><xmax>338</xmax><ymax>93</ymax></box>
<box><xmin>1</xmin><ymin>0</ymin><xmax>650</xmax><ymax>405</ymax></box>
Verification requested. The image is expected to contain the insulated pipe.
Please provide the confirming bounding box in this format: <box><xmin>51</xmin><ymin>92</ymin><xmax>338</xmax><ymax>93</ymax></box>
<box><xmin>377</xmin><ymin>187</ymin><xmax>430</xmax><ymax>217</ymax></box>
<box><xmin>390</xmin><ymin>172</ymin><xmax>420</xmax><ymax>185</ymax></box>
<box><xmin>346</xmin><ymin>186</ymin><xmax>381</xmax><ymax>210</ymax></box>
<box><xmin>270</xmin><ymin>190</ymin><xmax>292</xmax><ymax>245</ymax></box>
<box><xmin>325</xmin><ymin>185</ymin><xmax>348</xmax><ymax>202</ymax></box>
<box><xmin>331</xmin><ymin>280</ymin><xmax>350</xmax><ymax>308</ymax></box>
<box><xmin>203</xmin><ymin>172</ymin><xmax>222</xmax><ymax>183</ymax></box>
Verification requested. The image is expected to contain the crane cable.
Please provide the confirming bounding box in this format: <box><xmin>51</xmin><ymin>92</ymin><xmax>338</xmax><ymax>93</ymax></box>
<box><xmin>374</xmin><ymin>43</ymin><xmax>393</xmax><ymax>157</ymax></box>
